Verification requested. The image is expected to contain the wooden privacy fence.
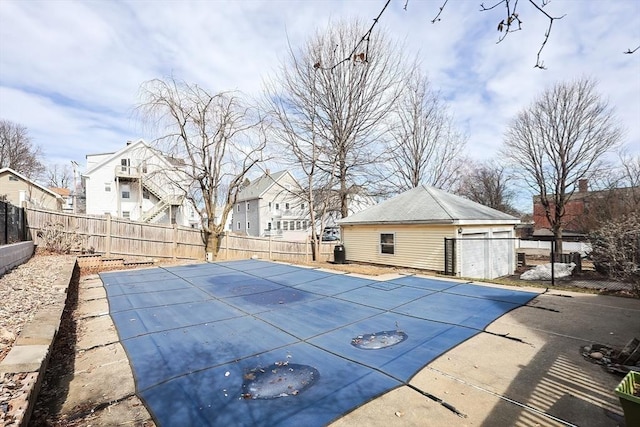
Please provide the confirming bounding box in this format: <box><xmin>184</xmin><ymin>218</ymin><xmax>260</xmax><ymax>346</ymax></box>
<box><xmin>25</xmin><ymin>207</ymin><xmax>338</xmax><ymax>263</ymax></box>
<box><xmin>219</xmin><ymin>233</ymin><xmax>338</xmax><ymax>263</ymax></box>
<box><xmin>26</xmin><ymin>208</ymin><xmax>204</xmax><ymax>260</ymax></box>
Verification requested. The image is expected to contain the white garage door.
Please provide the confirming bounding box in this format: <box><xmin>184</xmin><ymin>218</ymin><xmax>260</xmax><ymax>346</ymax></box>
<box><xmin>490</xmin><ymin>231</ymin><xmax>512</xmax><ymax>278</ymax></box>
<box><xmin>460</xmin><ymin>233</ymin><xmax>487</xmax><ymax>279</ymax></box>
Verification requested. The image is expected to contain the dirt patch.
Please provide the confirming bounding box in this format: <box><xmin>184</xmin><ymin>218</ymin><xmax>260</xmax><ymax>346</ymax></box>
<box><xmin>295</xmin><ymin>260</ymin><xmax>433</xmax><ymax>277</ymax></box>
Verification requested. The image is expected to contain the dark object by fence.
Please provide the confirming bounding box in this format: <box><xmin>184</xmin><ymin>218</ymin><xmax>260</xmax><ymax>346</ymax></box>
<box><xmin>517</xmin><ymin>252</ymin><xmax>527</xmax><ymax>268</ymax></box>
<box><xmin>1</xmin><ymin>200</ymin><xmax>27</xmax><ymax>245</ymax></box>
<box><xmin>552</xmin><ymin>252</ymin><xmax>582</xmax><ymax>273</ymax></box>
<box><xmin>444</xmin><ymin>238</ymin><xmax>456</xmax><ymax>276</ymax></box>
<box><xmin>333</xmin><ymin>244</ymin><xmax>346</xmax><ymax>264</ymax></box>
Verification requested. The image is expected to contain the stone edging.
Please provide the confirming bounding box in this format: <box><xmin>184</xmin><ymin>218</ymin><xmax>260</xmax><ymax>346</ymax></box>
<box><xmin>0</xmin><ymin>258</ymin><xmax>77</xmax><ymax>427</ymax></box>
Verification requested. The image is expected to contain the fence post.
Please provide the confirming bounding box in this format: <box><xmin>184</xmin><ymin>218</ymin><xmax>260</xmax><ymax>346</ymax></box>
<box><xmin>305</xmin><ymin>236</ymin><xmax>309</xmax><ymax>263</ymax></box>
<box><xmin>173</xmin><ymin>223</ymin><xmax>178</xmax><ymax>262</ymax></box>
<box><xmin>550</xmin><ymin>237</ymin><xmax>555</xmax><ymax>286</ymax></box>
<box><xmin>268</xmin><ymin>234</ymin><xmax>272</xmax><ymax>260</ymax></box>
<box><xmin>225</xmin><ymin>232</ymin><xmax>229</xmax><ymax>260</ymax></box>
<box><xmin>105</xmin><ymin>213</ymin><xmax>112</xmax><ymax>257</ymax></box>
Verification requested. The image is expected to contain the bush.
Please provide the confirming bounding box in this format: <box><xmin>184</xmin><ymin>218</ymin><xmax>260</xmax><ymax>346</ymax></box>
<box><xmin>589</xmin><ymin>213</ymin><xmax>640</xmax><ymax>295</ymax></box>
<box><xmin>36</xmin><ymin>222</ymin><xmax>88</xmax><ymax>254</ymax></box>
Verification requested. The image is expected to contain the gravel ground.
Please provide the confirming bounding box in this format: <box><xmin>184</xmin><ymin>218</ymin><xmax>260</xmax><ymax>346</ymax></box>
<box><xmin>1</xmin><ymin>254</ymin><xmax>75</xmax><ymax>426</ymax></box>
<box><xmin>0</xmin><ymin>254</ymin><xmax>75</xmax><ymax>362</ymax></box>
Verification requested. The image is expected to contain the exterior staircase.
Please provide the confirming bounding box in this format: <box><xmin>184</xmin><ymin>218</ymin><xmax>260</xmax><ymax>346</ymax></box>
<box><xmin>140</xmin><ymin>176</ymin><xmax>184</xmax><ymax>223</ymax></box>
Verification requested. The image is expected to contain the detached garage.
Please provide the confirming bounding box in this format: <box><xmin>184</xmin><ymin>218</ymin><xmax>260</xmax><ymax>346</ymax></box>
<box><xmin>337</xmin><ymin>185</ymin><xmax>520</xmax><ymax>280</ymax></box>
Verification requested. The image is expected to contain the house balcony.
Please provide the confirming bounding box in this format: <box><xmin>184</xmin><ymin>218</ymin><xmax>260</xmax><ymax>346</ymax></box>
<box><xmin>114</xmin><ymin>165</ymin><xmax>143</xmax><ymax>180</ymax></box>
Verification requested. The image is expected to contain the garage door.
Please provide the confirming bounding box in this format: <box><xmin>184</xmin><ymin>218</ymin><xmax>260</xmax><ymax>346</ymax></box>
<box><xmin>490</xmin><ymin>231</ymin><xmax>512</xmax><ymax>278</ymax></box>
<box><xmin>460</xmin><ymin>233</ymin><xmax>487</xmax><ymax>279</ymax></box>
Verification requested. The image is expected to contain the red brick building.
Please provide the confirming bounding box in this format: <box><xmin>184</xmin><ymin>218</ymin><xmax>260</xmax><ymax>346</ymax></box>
<box><xmin>533</xmin><ymin>179</ymin><xmax>639</xmax><ymax>234</ymax></box>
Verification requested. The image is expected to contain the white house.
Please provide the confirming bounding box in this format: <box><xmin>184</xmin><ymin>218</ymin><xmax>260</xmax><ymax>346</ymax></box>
<box><xmin>82</xmin><ymin>140</ymin><xmax>198</xmax><ymax>227</ymax></box>
<box><xmin>232</xmin><ymin>170</ymin><xmax>310</xmax><ymax>240</ymax></box>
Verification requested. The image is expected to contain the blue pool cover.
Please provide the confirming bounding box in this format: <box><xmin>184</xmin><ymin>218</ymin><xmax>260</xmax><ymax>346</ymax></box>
<box><xmin>100</xmin><ymin>259</ymin><xmax>537</xmax><ymax>426</ymax></box>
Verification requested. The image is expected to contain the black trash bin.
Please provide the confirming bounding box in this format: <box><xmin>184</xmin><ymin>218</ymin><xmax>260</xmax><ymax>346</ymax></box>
<box><xmin>333</xmin><ymin>244</ymin><xmax>346</xmax><ymax>264</ymax></box>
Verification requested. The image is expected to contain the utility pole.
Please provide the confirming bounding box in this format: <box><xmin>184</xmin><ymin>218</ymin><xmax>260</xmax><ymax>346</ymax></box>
<box><xmin>71</xmin><ymin>160</ymin><xmax>79</xmax><ymax>214</ymax></box>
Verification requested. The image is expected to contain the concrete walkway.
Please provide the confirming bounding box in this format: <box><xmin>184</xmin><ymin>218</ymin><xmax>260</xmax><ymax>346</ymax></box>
<box><xmin>63</xmin><ymin>271</ymin><xmax>639</xmax><ymax>426</ymax></box>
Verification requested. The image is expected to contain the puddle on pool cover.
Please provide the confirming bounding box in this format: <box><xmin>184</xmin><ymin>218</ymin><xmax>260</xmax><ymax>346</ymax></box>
<box><xmin>241</xmin><ymin>363</ymin><xmax>319</xmax><ymax>399</ymax></box>
<box><xmin>351</xmin><ymin>330</ymin><xmax>408</xmax><ymax>350</ymax></box>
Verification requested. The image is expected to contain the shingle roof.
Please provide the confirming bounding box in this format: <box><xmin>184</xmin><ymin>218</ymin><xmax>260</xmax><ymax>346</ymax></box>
<box><xmin>338</xmin><ymin>185</ymin><xmax>519</xmax><ymax>225</ymax></box>
<box><xmin>236</xmin><ymin>170</ymin><xmax>289</xmax><ymax>201</ymax></box>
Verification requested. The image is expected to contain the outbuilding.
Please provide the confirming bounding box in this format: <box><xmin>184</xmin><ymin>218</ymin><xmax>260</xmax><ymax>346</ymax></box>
<box><xmin>337</xmin><ymin>185</ymin><xmax>520</xmax><ymax>279</ymax></box>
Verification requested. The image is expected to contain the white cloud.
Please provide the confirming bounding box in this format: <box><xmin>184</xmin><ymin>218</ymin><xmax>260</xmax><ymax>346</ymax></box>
<box><xmin>1</xmin><ymin>0</ymin><xmax>638</xmax><ymax>179</ymax></box>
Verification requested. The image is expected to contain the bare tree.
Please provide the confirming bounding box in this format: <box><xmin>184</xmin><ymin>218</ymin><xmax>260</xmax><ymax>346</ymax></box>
<box><xmin>45</xmin><ymin>163</ymin><xmax>72</xmax><ymax>188</ymax></box>
<box><xmin>501</xmin><ymin>77</ymin><xmax>623</xmax><ymax>252</ymax></box>
<box><xmin>380</xmin><ymin>70</ymin><xmax>467</xmax><ymax>194</ymax></box>
<box><xmin>137</xmin><ymin>77</ymin><xmax>266</xmax><ymax>259</ymax></box>
<box><xmin>303</xmin><ymin>20</ymin><xmax>406</xmax><ymax>218</ymax></box>
<box><xmin>264</xmin><ymin>62</ymin><xmax>337</xmax><ymax>260</ymax></box>
<box><xmin>0</xmin><ymin>119</ymin><xmax>44</xmax><ymax>178</ymax></box>
<box><xmin>456</xmin><ymin>161</ymin><xmax>518</xmax><ymax>215</ymax></box>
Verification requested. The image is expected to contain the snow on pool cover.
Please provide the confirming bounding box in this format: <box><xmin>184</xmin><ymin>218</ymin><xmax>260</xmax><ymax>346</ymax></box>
<box><xmin>100</xmin><ymin>259</ymin><xmax>536</xmax><ymax>426</ymax></box>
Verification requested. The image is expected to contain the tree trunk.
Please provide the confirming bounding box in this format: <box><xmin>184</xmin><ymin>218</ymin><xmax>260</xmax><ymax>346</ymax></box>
<box><xmin>553</xmin><ymin>226</ymin><xmax>563</xmax><ymax>255</ymax></box>
<box><xmin>205</xmin><ymin>231</ymin><xmax>222</xmax><ymax>261</ymax></box>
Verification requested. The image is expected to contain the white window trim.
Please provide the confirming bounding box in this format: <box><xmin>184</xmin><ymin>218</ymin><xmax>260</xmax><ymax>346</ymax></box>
<box><xmin>380</xmin><ymin>232</ymin><xmax>395</xmax><ymax>255</ymax></box>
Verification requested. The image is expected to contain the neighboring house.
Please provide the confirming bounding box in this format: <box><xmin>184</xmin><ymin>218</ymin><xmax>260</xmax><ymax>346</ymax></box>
<box><xmin>533</xmin><ymin>179</ymin><xmax>639</xmax><ymax>236</ymax></box>
<box><xmin>319</xmin><ymin>190</ymin><xmax>377</xmax><ymax>230</ymax></box>
<box><xmin>82</xmin><ymin>139</ymin><xmax>198</xmax><ymax>227</ymax></box>
<box><xmin>338</xmin><ymin>185</ymin><xmax>520</xmax><ymax>279</ymax></box>
<box><xmin>0</xmin><ymin>167</ymin><xmax>64</xmax><ymax>211</ymax></box>
<box><xmin>233</xmin><ymin>170</ymin><xmax>310</xmax><ymax>240</ymax></box>
<box><xmin>49</xmin><ymin>187</ymin><xmax>73</xmax><ymax>213</ymax></box>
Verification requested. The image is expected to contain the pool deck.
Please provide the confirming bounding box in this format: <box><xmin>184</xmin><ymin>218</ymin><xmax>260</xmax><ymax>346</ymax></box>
<box><xmin>64</xmin><ymin>261</ymin><xmax>639</xmax><ymax>426</ymax></box>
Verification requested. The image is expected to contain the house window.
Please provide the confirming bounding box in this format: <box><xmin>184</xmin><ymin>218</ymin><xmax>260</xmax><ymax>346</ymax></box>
<box><xmin>285</xmin><ymin>202</ymin><xmax>290</xmax><ymax>210</ymax></box>
<box><xmin>121</xmin><ymin>187</ymin><xmax>130</xmax><ymax>199</ymax></box>
<box><xmin>9</xmin><ymin>176</ymin><xmax>18</xmax><ymax>181</ymax></box>
<box><xmin>380</xmin><ymin>233</ymin><xmax>395</xmax><ymax>255</ymax></box>
<box><xmin>269</xmin><ymin>202</ymin><xmax>272</xmax><ymax>209</ymax></box>
<box><xmin>121</xmin><ymin>158</ymin><xmax>130</xmax><ymax>172</ymax></box>
<box><xmin>267</xmin><ymin>222</ymin><xmax>272</xmax><ymax>230</ymax></box>
<box><xmin>303</xmin><ymin>220</ymin><xmax>308</xmax><ymax>228</ymax></box>
<box><xmin>247</xmin><ymin>222</ymin><xmax>250</xmax><ymax>229</ymax></box>
<box><xmin>296</xmin><ymin>221</ymin><xmax>301</xmax><ymax>230</ymax></box>
<box><xmin>122</xmin><ymin>211</ymin><xmax>130</xmax><ymax>219</ymax></box>
<box><xmin>237</xmin><ymin>221</ymin><xmax>241</xmax><ymax>230</ymax></box>
<box><xmin>276</xmin><ymin>221</ymin><xmax>281</xmax><ymax>230</ymax></box>
<box><xmin>141</xmin><ymin>161</ymin><xmax>147</xmax><ymax>174</ymax></box>
<box><xmin>301</xmin><ymin>203</ymin><xmax>305</xmax><ymax>210</ymax></box>
<box><xmin>283</xmin><ymin>221</ymin><xmax>289</xmax><ymax>230</ymax></box>
<box><xmin>275</xmin><ymin>203</ymin><xmax>280</xmax><ymax>210</ymax></box>
<box><xmin>237</xmin><ymin>204</ymin><xmax>240</xmax><ymax>212</ymax></box>
<box><xmin>289</xmin><ymin>221</ymin><xmax>294</xmax><ymax>230</ymax></box>
<box><xmin>247</xmin><ymin>202</ymin><xmax>250</xmax><ymax>211</ymax></box>
<box><xmin>105</xmin><ymin>183</ymin><xmax>111</xmax><ymax>192</ymax></box>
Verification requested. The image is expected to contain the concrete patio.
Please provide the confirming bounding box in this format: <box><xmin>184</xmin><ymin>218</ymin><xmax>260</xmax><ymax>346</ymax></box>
<box><xmin>56</xmin><ymin>261</ymin><xmax>639</xmax><ymax>426</ymax></box>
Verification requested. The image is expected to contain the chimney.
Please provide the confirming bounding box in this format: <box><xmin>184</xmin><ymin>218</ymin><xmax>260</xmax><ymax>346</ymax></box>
<box><xmin>578</xmin><ymin>179</ymin><xmax>588</xmax><ymax>193</ymax></box>
<box><xmin>126</xmin><ymin>140</ymin><xmax>132</xmax><ymax>146</ymax></box>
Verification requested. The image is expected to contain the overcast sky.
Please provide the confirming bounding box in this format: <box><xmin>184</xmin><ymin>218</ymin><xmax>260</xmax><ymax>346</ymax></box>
<box><xmin>1</xmin><ymin>0</ymin><xmax>639</xmax><ymax>181</ymax></box>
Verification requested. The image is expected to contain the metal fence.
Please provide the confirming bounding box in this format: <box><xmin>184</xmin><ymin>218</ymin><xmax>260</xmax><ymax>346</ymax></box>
<box><xmin>1</xmin><ymin>200</ymin><xmax>27</xmax><ymax>245</ymax></box>
<box><xmin>444</xmin><ymin>235</ymin><xmax>637</xmax><ymax>293</ymax></box>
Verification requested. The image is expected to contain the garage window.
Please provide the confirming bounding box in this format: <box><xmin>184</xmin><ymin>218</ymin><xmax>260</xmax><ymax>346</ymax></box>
<box><xmin>380</xmin><ymin>233</ymin><xmax>395</xmax><ymax>255</ymax></box>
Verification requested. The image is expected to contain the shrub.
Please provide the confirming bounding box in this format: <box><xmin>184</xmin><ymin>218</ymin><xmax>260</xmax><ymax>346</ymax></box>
<box><xmin>36</xmin><ymin>222</ymin><xmax>87</xmax><ymax>254</ymax></box>
<box><xmin>589</xmin><ymin>212</ymin><xmax>640</xmax><ymax>295</ymax></box>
